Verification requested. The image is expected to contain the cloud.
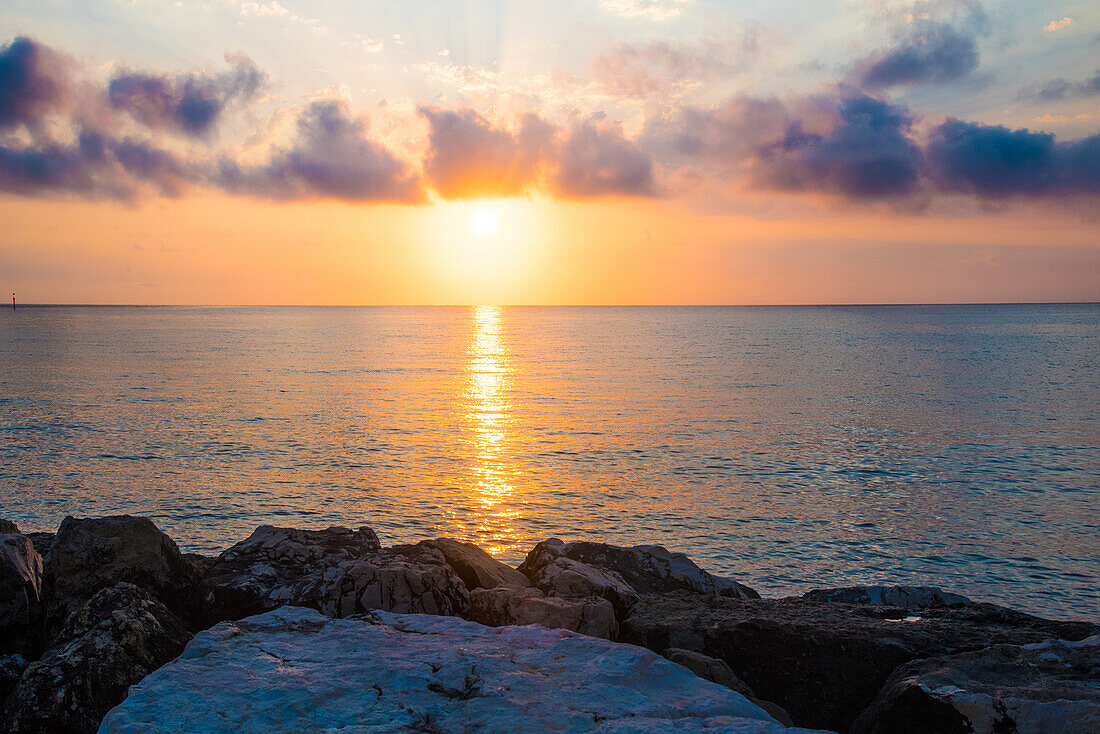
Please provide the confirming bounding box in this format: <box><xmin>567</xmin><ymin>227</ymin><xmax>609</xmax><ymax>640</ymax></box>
<box><xmin>0</xmin><ymin>36</ymin><xmax>75</xmax><ymax>130</ymax></box>
<box><xmin>643</xmin><ymin>91</ymin><xmax>922</xmax><ymax>200</ymax></box>
<box><xmin>0</xmin><ymin>130</ymin><xmax>190</xmax><ymax>200</ymax></box>
<box><xmin>418</xmin><ymin>106</ymin><xmax>556</xmax><ymax>198</ymax></box>
<box><xmin>1044</xmin><ymin>17</ymin><xmax>1075</xmax><ymax>32</ymax></box>
<box><xmin>555</xmin><ymin>115</ymin><xmax>656</xmax><ymax>198</ymax></box>
<box><xmin>597</xmin><ymin>0</ymin><xmax>692</xmax><ymax>21</ymax></box>
<box><xmin>926</xmin><ymin>119</ymin><xmax>1100</xmax><ymax>197</ymax></box>
<box><xmin>591</xmin><ymin>28</ymin><xmax>760</xmax><ymax>98</ymax></box>
<box><xmin>108</xmin><ymin>54</ymin><xmax>267</xmax><ymax>137</ymax></box>
<box><xmin>856</xmin><ymin>21</ymin><xmax>979</xmax><ymax>89</ymax></box>
<box><xmin>214</xmin><ymin>99</ymin><xmax>423</xmax><ymax>202</ymax></box>
<box><xmin>754</xmin><ymin>93</ymin><xmax>923</xmax><ymax>198</ymax></box>
<box><xmin>1021</xmin><ymin>70</ymin><xmax>1100</xmax><ymax>102</ymax></box>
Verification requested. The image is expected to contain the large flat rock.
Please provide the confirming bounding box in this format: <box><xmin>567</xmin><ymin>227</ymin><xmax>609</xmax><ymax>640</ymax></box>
<box><xmin>98</xmin><ymin>606</ymin><xmax>833</xmax><ymax>733</ymax></box>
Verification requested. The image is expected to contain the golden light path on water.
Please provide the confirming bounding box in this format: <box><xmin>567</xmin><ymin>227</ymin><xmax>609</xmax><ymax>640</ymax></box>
<box><xmin>460</xmin><ymin>306</ymin><xmax>521</xmax><ymax>556</ymax></box>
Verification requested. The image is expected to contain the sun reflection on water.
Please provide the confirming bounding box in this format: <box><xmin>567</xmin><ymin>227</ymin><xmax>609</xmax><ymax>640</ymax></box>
<box><xmin>462</xmin><ymin>306</ymin><xmax>521</xmax><ymax>556</ymax></box>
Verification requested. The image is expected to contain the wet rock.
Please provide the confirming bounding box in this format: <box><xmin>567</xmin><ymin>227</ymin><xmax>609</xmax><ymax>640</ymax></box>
<box><xmin>621</xmin><ymin>591</ymin><xmax>1098</xmax><ymax>733</ymax></box>
<box><xmin>0</xmin><ymin>518</ymin><xmax>20</xmax><ymax>533</ymax></box>
<box><xmin>851</xmin><ymin>635</ymin><xmax>1100</xmax><ymax>734</ymax></box>
<box><xmin>663</xmin><ymin>648</ymin><xmax>796</xmax><ymax>727</ymax></box>
<box><xmin>413</xmin><ymin>537</ymin><xmax>531</xmax><ymax>590</ymax></box>
<box><xmin>5</xmin><ymin>583</ymin><xmax>192</xmax><ymax>734</ymax></box>
<box><xmin>199</xmin><ymin>525</ymin><xmax>469</xmax><ymax>625</ymax></box>
<box><xmin>99</xmin><ymin>605</ymin><xmax>828</xmax><ymax>733</ymax></box>
<box><xmin>0</xmin><ymin>653</ymin><xmax>28</xmax><ymax>708</ymax></box>
<box><xmin>44</xmin><ymin>515</ymin><xmax>200</xmax><ymax>631</ymax></box>
<box><xmin>467</xmin><ymin>586</ymin><xmax>618</xmax><ymax>639</ymax></box>
<box><xmin>801</xmin><ymin>586</ymin><xmax>970</xmax><ymax>610</ymax></box>
<box><xmin>518</xmin><ymin>539</ymin><xmax>757</xmax><ymax>617</ymax></box>
<box><xmin>0</xmin><ymin>532</ymin><xmax>44</xmax><ymax>655</ymax></box>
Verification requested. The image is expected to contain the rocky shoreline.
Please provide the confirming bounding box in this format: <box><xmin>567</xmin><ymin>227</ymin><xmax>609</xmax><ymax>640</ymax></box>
<box><xmin>1</xmin><ymin>516</ymin><xmax>1097</xmax><ymax>733</ymax></box>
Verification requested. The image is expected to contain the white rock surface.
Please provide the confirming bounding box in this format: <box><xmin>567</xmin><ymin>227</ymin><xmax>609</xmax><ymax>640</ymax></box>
<box><xmin>99</xmin><ymin>606</ymin><xmax>832</xmax><ymax>733</ymax></box>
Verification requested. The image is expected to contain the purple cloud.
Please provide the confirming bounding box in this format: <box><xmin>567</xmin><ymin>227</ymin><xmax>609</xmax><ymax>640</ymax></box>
<box><xmin>856</xmin><ymin>22</ymin><xmax>979</xmax><ymax>89</ymax></box>
<box><xmin>0</xmin><ymin>36</ymin><xmax>73</xmax><ymax>130</ymax></box>
<box><xmin>108</xmin><ymin>54</ymin><xmax>266</xmax><ymax>137</ymax></box>
<box><xmin>214</xmin><ymin>99</ymin><xmax>423</xmax><ymax>202</ymax></box>
<box><xmin>555</xmin><ymin>116</ymin><xmax>656</xmax><ymax>198</ymax></box>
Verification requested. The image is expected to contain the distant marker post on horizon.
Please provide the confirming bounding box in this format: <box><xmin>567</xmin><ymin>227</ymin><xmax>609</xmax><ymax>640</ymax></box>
<box><xmin>11</xmin><ymin>293</ymin><xmax>14</xmax><ymax>310</ymax></box>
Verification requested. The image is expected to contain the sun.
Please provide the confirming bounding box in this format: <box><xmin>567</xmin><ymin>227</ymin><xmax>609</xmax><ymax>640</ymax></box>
<box><xmin>466</xmin><ymin>207</ymin><xmax>501</xmax><ymax>240</ymax></box>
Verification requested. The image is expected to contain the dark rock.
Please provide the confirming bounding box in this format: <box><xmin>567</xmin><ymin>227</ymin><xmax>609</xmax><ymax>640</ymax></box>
<box><xmin>467</xmin><ymin>586</ymin><xmax>618</xmax><ymax>639</ymax></box>
<box><xmin>183</xmin><ymin>552</ymin><xmax>218</xmax><ymax>577</ymax></box>
<box><xmin>0</xmin><ymin>519</ymin><xmax>20</xmax><ymax>533</ymax></box>
<box><xmin>0</xmin><ymin>653</ymin><xmax>28</xmax><ymax>708</ymax></box>
<box><xmin>25</xmin><ymin>532</ymin><xmax>54</xmax><ymax>558</ymax></box>
<box><xmin>621</xmin><ymin>591</ymin><xmax>1098</xmax><ymax>733</ymax></box>
<box><xmin>801</xmin><ymin>586</ymin><xmax>970</xmax><ymax>610</ymax></box>
<box><xmin>0</xmin><ymin>532</ymin><xmax>44</xmax><ymax>655</ymax></box>
<box><xmin>412</xmin><ymin>537</ymin><xmax>530</xmax><ymax>591</ymax></box>
<box><xmin>199</xmin><ymin>525</ymin><xmax>469</xmax><ymax>625</ymax></box>
<box><xmin>662</xmin><ymin>648</ymin><xmax>796</xmax><ymax>727</ymax></box>
<box><xmin>43</xmin><ymin>515</ymin><xmax>200</xmax><ymax>632</ymax></box>
<box><xmin>518</xmin><ymin>539</ymin><xmax>757</xmax><ymax>617</ymax></box>
<box><xmin>4</xmin><ymin>583</ymin><xmax>192</xmax><ymax>734</ymax></box>
<box><xmin>851</xmin><ymin>635</ymin><xmax>1100</xmax><ymax>734</ymax></box>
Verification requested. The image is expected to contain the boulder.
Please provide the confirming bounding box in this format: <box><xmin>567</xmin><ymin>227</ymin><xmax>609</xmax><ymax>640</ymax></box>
<box><xmin>467</xmin><ymin>586</ymin><xmax>618</xmax><ymax>639</ymax></box>
<box><xmin>43</xmin><ymin>515</ymin><xmax>200</xmax><ymax>630</ymax></box>
<box><xmin>0</xmin><ymin>518</ymin><xmax>20</xmax><ymax>533</ymax></box>
<box><xmin>25</xmin><ymin>531</ymin><xmax>54</xmax><ymax>558</ymax></box>
<box><xmin>621</xmin><ymin>591</ymin><xmax>1098</xmax><ymax>733</ymax></box>
<box><xmin>518</xmin><ymin>539</ymin><xmax>756</xmax><ymax>617</ymax></box>
<box><xmin>850</xmin><ymin>636</ymin><xmax>1100</xmax><ymax>734</ymax></box>
<box><xmin>0</xmin><ymin>532</ymin><xmax>44</xmax><ymax>655</ymax></box>
<box><xmin>412</xmin><ymin>537</ymin><xmax>531</xmax><ymax>590</ymax></box>
<box><xmin>801</xmin><ymin>586</ymin><xmax>970</xmax><ymax>610</ymax></box>
<box><xmin>0</xmin><ymin>653</ymin><xmax>28</xmax><ymax>710</ymax></box>
<box><xmin>98</xmin><ymin>606</ymin><xmax>829</xmax><ymax>733</ymax></box>
<box><xmin>198</xmin><ymin>525</ymin><xmax>469</xmax><ymax>625</ymax></box>
<box><xmin>663</xmin><ymin>648</ymin><xmax>796</xmax><ymax>727</ymax></box>
<box><xmin>5</xmin><ymin>583</ymin><xmax>192</xmax><ymax>734</ymax></box>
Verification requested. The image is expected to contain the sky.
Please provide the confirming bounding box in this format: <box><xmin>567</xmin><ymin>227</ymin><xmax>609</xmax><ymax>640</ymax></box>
<box><xmin>1</xmin><ymin>0</ymin><xmax>1098</xmax><ymax>304</ymax></box>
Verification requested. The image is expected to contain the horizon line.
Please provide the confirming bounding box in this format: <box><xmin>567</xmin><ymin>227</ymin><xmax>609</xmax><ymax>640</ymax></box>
<box><xmin>7</xmin><ymin>301</ymin><xmax>1100</xmax><ymax>308</ymax></box>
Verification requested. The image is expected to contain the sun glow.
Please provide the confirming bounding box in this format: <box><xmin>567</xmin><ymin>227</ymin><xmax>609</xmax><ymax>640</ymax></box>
<box><xmin>466</xmin><ymin>207</ymin><xmax>501</xmax><ymax>240</ymax></box>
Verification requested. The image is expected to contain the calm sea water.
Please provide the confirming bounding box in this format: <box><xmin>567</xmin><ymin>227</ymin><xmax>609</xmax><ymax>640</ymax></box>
<box><xmin>1</xmin><ymin>305</ymin><xmax>1097</xmax><ymax>619</ymax></box>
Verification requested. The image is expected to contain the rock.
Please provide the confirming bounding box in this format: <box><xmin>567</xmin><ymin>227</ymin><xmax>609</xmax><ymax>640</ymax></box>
<box><xmin>199</xmin><ymin>525</ymin><xmax>469</xmax><ymax>625</ymax></box>
<box><xmin>44</xmin><ymin>515</ymin><xmax>200</xmax><ymax>631</ymax></box>
<box><xmin>851</xmin><ymin>635</ymin><xmax>1100</xmax><ymax>734</ymax></box>
<box><xmin>663</xmin><ymin>647</ymin><xmax>755</xmax><ymax>696</ymax></box>
<box><xmin>0</xmin><ymin>653</ymin><xmax>28</xmax><ymax>709</ymax></box>
<box><xmin>25</xmin><ymin>531</ymin><xmax>54</xmax><ymax>558</ymax></box>
<box><xmin>621</xmin><ymin>591</ymin><xmax>1098</xmax><ymax>733</ymax></box>
<box><xmin>801</xmin><ymin>586</ymin><xmax>970</xmax><ymax>610</ymax></box>
<box><xmin>518</xmin><ymin>539</ymin><xmax>757</xmax><ymax>617</ymax></box>
<box><xmin>0</xmin><ymin>518</ymin><xmax>20</xmax><ymax>533</ymax></box>
<box><xmin>468</xmin><ymin>586</ymin><xmax>618</xmax><ymax>639</ymax></box>
<box><xmin>182</xmin><ymin>552</ymin><xmax>217</xmax><ymax>577</ymax></box>
<box><xmin>99</xmin><ymin>606</ymin><xmax>829</xmax><ymax>733</ymax></box>
<box><xmin>5</xmin><ymin>583</ymin><xmax>192</xmax><ymax>734</ymax></box>
<box><xmin>663</xmin><ymin>648</ymin><xmax>796</xmax><ymax>727</ymax></box>
<box><xmin>413</xmin><ymin>537</ymin><xmax>531</xmax><ymax>590</ymax></box>
<box><xmin>518</xmin><ymin>539</ymin><xmax>641</xmax><ymax>615</ymax></box>
<box><xmin>0</xmin><ymin>532</ymin><xmax>44</xmax><ymax>655</ymax></box>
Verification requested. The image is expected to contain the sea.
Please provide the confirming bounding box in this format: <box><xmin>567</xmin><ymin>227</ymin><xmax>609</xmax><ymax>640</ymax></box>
<box><xmin>1</xmin><ymin>304</ymin><xmax>1097</xmax><ymax>620</ymax></box>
